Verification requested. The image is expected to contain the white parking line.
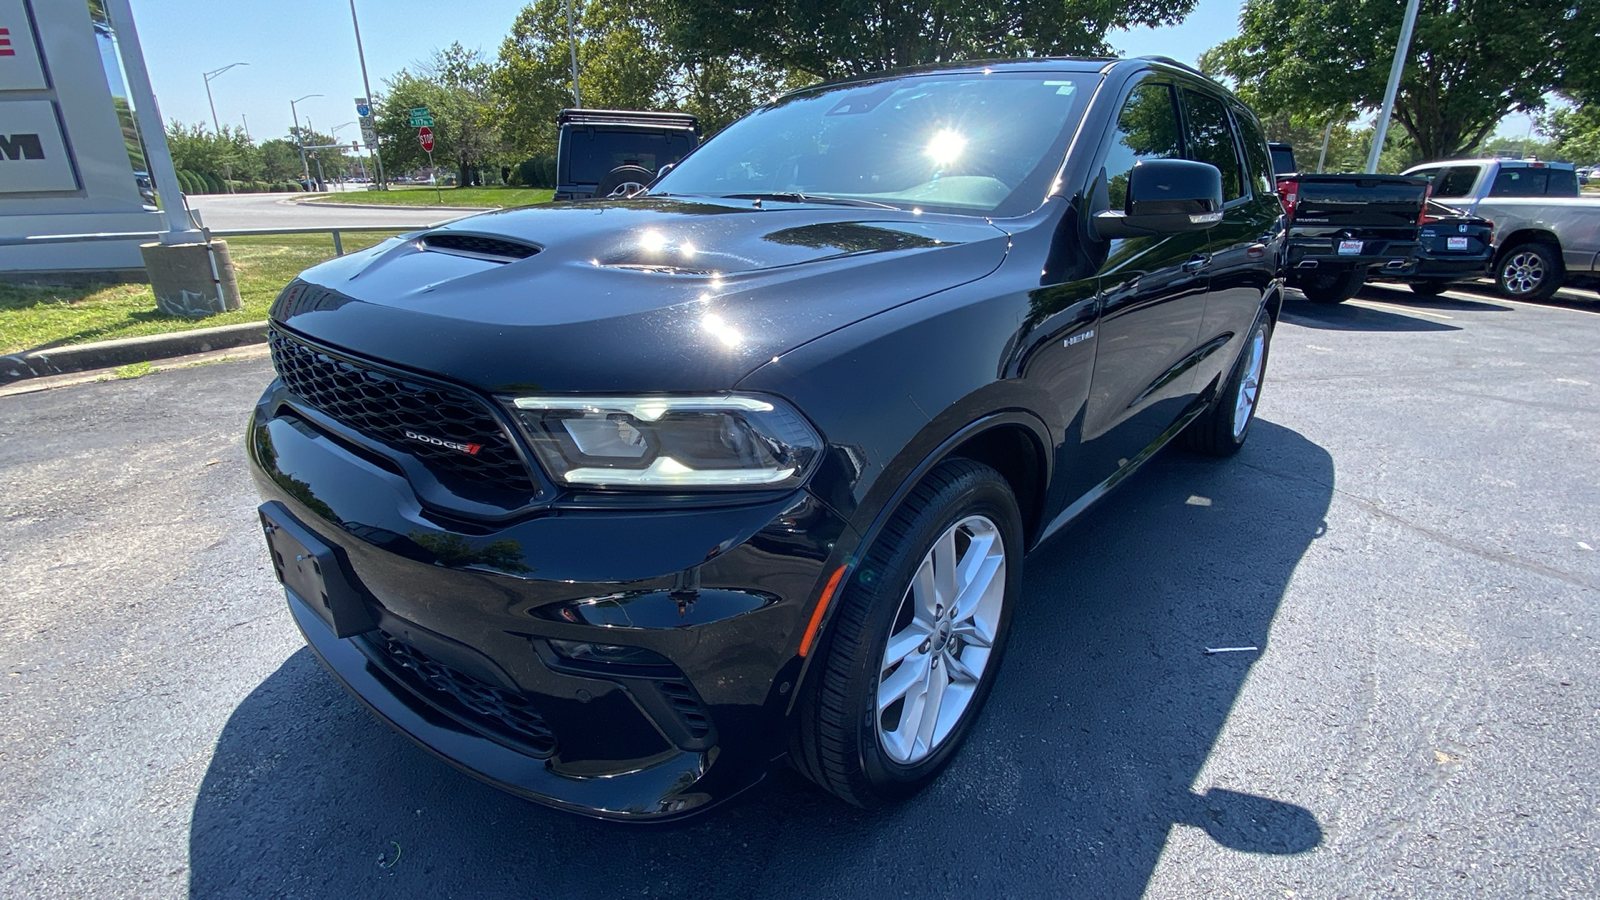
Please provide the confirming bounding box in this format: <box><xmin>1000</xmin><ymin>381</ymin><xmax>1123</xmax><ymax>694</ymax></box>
<box><xmin>1348</xmin><ymin>299</ymin><xmax>1456</xmax><ymax>319</ymax></box>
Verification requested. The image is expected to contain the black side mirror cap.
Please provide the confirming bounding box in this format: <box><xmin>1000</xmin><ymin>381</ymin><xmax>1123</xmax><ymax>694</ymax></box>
<box><xmin>1094</xmin><ymin>159</ymin><xmax>1224</xmax><ymax>239</ymax></box>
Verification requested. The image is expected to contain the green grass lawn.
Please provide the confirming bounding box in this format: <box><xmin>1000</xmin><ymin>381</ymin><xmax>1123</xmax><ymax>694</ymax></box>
<box><xmin>306</xmin><ymin>185</ymin><xmax>554</xmax><ymax>208</ymax></box>
<box><xmin>0</xmin><ymin>232</ymin><xmax>400</xmax><ymax>356</ymax></box>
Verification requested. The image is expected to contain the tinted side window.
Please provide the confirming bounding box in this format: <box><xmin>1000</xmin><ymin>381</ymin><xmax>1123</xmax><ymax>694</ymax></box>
<box><xmin>1104</xmin><ymin>83</ymin><xmax>1183</xmax><ymax>211</ymax></box>
<box><xmin>1433</xmin><ymin>165</ymin><xmax>1480</xmax><ymax>198</ymax></box>
<box><xmin>1270</xmin><ymin>145</ymin><xmax>1297</xmax><ymax>177</ymax></box>
<box><xmin>1183</xmin><ymin>89</ymin><xmax>1244</xmax><ymax>202</ymax></box>
<box><xmin>1491</xmin><ymin>168</ymin><xmax>1549</xmax><ymax>197</ymax></box>
<box><xmin>1547</xmin><ymin>168</ymin><xmax>1579</xmax><ymax>196</ymax></box>
<box><xmin>1231</xmin><ymin>105</ymin><xmax>1275</xmax><ymax>196</ymax></box>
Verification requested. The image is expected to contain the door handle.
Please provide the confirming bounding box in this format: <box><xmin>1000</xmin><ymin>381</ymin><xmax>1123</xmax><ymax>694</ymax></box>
<box><xmin>1182</xmin><ymin>254</ymin><xmax>1210</xmax><ymax>273</ymax></box>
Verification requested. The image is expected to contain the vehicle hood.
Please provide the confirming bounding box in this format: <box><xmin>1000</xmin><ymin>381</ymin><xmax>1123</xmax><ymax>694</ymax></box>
<box><xmin>271</xmin><ymin>197</ymin><xmax>1011</xmax><ymax>394</ymax></box>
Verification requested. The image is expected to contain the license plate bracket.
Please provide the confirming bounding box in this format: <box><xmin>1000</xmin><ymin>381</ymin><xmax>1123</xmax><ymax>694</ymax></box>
<box><xmin>1447</xmin><ymin>236</ymin><xmax>1469</xmax><ymax>251</ymax></box>
<box><xmin>260</xmin><ymin>501</ymin><xmax>377</xmax><ymax>637</ymax></box>
<box><xmin>1337</xmin><ymin>239</ymin><xmax>1364</xmax><ymax>256</ymax></box>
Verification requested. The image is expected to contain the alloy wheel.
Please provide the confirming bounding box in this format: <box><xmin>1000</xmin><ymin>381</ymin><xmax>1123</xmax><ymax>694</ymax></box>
<box><xmin>1232</xmin><ymin>328</ymin><xmax>1266</xmax><ymax>438</ymax></box>
<box><xmin>875</xmin><ymin>515</ymin><xmax>1006</xmax><ymax>765</ymax></box>
<box><xmin>1502</xmin><ymin>251</ymin><xmax>1546</xmax><ymax>295</ymax></box>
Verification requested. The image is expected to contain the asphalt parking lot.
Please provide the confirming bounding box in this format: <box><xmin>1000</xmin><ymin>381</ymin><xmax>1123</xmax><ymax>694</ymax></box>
<box><xmin>1</xmin><ymin>282</ymin><xmax>1597</xmax><ymax>898</ymax></box>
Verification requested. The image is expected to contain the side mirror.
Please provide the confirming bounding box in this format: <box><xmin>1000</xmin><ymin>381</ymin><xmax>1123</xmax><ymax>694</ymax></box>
<box><xmin>1094</xmin><ymin>159</ymin><xmax>1224</xmax><ymax>239</ymax></box>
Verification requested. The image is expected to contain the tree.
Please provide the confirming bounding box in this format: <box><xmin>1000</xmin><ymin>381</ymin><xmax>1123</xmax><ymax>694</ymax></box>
<box><xmin>1542</xmin><ymin>98</ymin><xmax>1600</xmax><ymax>164</ymax></box>
<box><xmin>258</xmin><ymin>138</ymin><xmax>304</xmax><ymax>184</ymax></box>
<box><xmin>1203</xmin><ymin>0</ymin><xmax>1599</xmax><ymax>163</ymax></box>
<box><xmin>493</xmin><ymin>0</ymin><xmax>813</xmax><ymax>159</ymax></box>
<box><xmin>656</xmin><ymin>0</ymin><xmax>1199</xmax><ymax>80</ymax></box>
<box><xmin>378</xmin><ymin>44</ymin><xmax>504</xmax><ymax>185</ymax></box>
<box><xmin>165</xmin><ymin>121</ymin><xmax>260</xmax><ymax>184</ymax></box>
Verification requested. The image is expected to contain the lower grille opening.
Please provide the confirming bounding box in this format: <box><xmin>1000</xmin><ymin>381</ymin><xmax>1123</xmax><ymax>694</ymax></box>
<box><xmin>367</xmin><ymin>630</ymin><xmax>556</xmax><ymax>758</ymax></box>
<box><xmin>655</xmin><ymin>679</ymin><xmax>713</xmax><ymax>740</ymax></box>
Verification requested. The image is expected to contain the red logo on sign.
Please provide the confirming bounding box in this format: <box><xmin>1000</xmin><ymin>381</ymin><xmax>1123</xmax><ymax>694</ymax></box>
<box><xmin>418</xmin><ymin>126</ymin><xmax>434</xmax><ymax>153</ymax></box>
<box><xmin>0</xmin><ymin>28</ymin><xmax>15</xmax><ymax>57</ymax></box>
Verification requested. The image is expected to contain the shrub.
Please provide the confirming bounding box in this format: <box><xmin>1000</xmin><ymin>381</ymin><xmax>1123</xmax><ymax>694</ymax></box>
<box><xmin>177</xmin><ymin>169</ymin><xmax>203</xmax><ymax>194</ymax></box>
<box><xmin>201</xmin><ymin>172</ymin><xmax>224</xmax><ymax>194</ymax></box>
<box><xmin>517</xmin><ymin>155</ymin><xmax>557</xmax><ymax>189</ymax></box>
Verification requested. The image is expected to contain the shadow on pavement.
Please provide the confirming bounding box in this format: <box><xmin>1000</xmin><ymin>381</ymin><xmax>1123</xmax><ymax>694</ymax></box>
<box><xmin>190</xmin><ymin>420</ymin><xmax>1332</xmax><ymax>899</ymax></box>
<box><xmin>1279</xmin><ymin>290</ymin><xmax>1461</xmax><ymax>332</ymax></box>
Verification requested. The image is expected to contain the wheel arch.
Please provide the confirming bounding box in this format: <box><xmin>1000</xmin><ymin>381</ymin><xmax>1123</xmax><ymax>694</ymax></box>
<box><xmin>1495</xmin><ymin>229</ymin><xmax>1563</xmax><ymax>268</ymax></box>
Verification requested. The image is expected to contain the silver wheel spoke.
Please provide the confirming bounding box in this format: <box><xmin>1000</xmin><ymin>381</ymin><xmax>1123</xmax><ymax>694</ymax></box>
<box><xmin>912</xmin><ymin>557</ymin><xmax>939</xmax><ymax>624</ymax></box>
<box><xmin>944</xmin><ymin>649</ymin><xmax>981</xmax><ymax>683</ymax></box>
<box><xmin>883</xmin><ymin>622</ymin><xmax>930</xmax><ymax>668</ymax></box>
<box><xmin>878</xmin><ymin>652</ymin><xmax>929</xmax><ymax>708</ymax></box>
<box><xmin>933</xmin><ymin>527</ymin><xmax>958</xmax><ymax>610</ymax></box>
<box><xmin>952</xmin><ymin>620</ymin><xmax>994</xmax><ymax>648</ymax></box>
<box><xmin>913</xmin><ymin>660</ymin><xmax>949</xmax><ymax>753</ymax></box>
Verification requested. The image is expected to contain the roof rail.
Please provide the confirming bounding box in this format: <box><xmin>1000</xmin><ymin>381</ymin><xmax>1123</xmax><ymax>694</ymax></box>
<box><xmin>1137</xmin><ymin>55</ymin><xmax>1209</xmax><ymax>78</ymax></box>
<box><xmin>556</xmin><ymin>108</ymin><xmax>699</xmax><ymax>129</ymax></box>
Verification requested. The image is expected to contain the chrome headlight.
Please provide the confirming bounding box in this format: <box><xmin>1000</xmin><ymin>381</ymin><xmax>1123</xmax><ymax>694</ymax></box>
<box><xmin>509</xmin><ymin>394</ymin><xmax>822</xmax><ymax>490</ymax></box>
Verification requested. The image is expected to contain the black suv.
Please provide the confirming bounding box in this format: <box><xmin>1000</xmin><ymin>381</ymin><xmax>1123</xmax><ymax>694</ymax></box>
<box><xmin>552</xmin><ymin>108</ymin><xmax>699</xmax><ymax>201</ymax></box>
<box><xmin>251</xmin><ymin>57</ymin><xmax>1285</xmax><ymax>821</ymax></box>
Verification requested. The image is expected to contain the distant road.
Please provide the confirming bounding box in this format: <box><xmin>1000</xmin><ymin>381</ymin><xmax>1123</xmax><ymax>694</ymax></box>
<box><xmin>183</xmin><ymin>192</ymin><xmax>482</xmax><ymax>231</ymax></box>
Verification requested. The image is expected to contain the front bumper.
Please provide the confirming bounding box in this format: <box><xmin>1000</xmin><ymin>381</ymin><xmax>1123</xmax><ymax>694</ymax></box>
<box><xmin>249</xmin><ymin>380</ymin><xmax>853</xmax><ymax>821</ymax></box>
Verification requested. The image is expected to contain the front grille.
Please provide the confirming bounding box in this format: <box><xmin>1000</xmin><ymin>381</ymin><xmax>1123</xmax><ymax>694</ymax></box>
<box><xmin>268</xmin><ymin>328</ymin><xmax>537</xmax><ymax>498</ymax></box>
<box><xmin>371</xmin><ymin>630</ymin><xmax>557</xmax><ymax>757</ymax></box>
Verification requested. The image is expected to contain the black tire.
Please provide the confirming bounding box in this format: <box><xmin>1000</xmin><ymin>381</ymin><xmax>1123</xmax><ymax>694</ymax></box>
<box><xmin>594</xmin><ymin>165</ymin><xmax>655</xmax><ymax>198</ymax></box>
<box><xmin>1297</xmin><ymin>270</ymin><xmax>1363</xmax><ymax>304</ymax></box>
<box><xmin>1408</xmin><ymin>280</ymin><xmax>1450</xmax><ymax>297</ymax></box>
<box><xmin>789</xmin><ymin>458</ymin><xmax>1022</xmax><ymax>807</ymax></box>
<box><xmin>1496</xmin><ymin>242</ymin><xmax>1562</xmax><ymax>301</ymax></box>
<box><xmin>1182</xmin><ymin>314</ymin><xmax>1272</xmax><ymax>457</ymax></box>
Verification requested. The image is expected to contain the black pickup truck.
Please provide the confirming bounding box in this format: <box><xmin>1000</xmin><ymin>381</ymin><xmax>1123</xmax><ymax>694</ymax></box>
<box><xmin>1278</xmin><ymin>173</ymin><xmax>1431</xmax><ymax>303</ymax></box>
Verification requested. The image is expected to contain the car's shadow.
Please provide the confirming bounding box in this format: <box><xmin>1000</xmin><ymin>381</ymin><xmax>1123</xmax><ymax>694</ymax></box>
<box><xmin>190</xmin><ymin>420</ymin><xmax>1332</xmax><ymax>898</ymax></box>
<box><xmin>1279</xmin><ymin>289</ymin><xmax>1461</xmax><ymax>331</ymax></box>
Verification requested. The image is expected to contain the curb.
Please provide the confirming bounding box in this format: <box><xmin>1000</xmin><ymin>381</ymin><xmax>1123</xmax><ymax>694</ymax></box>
<box><xmin>297</xmin><ymin>197</ymin><xmax>494</xmax><ymax>213</ymax></box>
<box><xmin>0</xmin><ymin>343</ymin><xmax>271</xmax><ymax>398</ymax></box>
<box><xmin>1</xmin><ymin>320</ymin><xmax>269</xmax><ymax>386</ymax></box>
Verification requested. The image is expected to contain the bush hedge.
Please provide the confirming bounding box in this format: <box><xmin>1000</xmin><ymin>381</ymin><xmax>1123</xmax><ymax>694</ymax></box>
<box><xmin>517</xmin><ymin>155</ymin><xmax>557</xmax><ymax>189</ymax></box>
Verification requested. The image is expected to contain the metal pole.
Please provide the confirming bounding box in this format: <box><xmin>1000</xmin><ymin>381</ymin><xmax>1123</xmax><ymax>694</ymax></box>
<box><xmin>291</xmin><ymin>94</ymin><xmax>321</xmax><ymax>190</ymax></box>
<box><xmin>350</xmin><ymin>0</ymin><xmax>388</xmax><ymax>190</ymax></box>
<box><xmin>1365</xmin><ymin>0</ymin><xmax>1421</xmax><ymax>173</ymax></box>
<box><xmin>241</xmin><ymin>113</ymin><xmax>251</xmax><ymax>141</ymax></box>
<box><xmin>205</xmin><ymin>77</ymin><xmax>219</xmax><ymax>134</ymax></box>
<box><xmin>100</xmin><ymin>0</ymin><xmax>199</xmax><ymax>241</ymax></box>
<box><xmin>1317</xmin><ymin>120</ymin><xmax>1333</xmax><ymax>173</ymax></box>
<box><xmin>565</xmin><ymin>0</ymin><xmax>582</xmax><ymax>107</ymax></box>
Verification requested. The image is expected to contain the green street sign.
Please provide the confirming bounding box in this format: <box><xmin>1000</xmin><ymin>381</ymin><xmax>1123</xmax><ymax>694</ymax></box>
<box><xmin>409</xmin><ymin>106</ymin><xmax>429</xmax><ymax>117</ymax></box>
<box><xmin>409</xmin><ymin>115</ymin><xmax>434</xmax><ymax>127</ymax></box>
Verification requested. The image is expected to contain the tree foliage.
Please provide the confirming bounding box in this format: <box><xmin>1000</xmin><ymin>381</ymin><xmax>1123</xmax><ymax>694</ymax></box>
<box><xmin>492</xmin><ymin>0</ymin><xmax>808</xmax><ymax>159</ymax></box>
<box><xmin>1204</xmin><ymin>0</ymin><xmax>1600</xmax><ymax>163</ymax></box>
<box><xmin>378</xmin><ymin>44</ymin><xmax>504</xmax><ymax>184</ymax></box>
<box><xmin>1541</xmin><ymin>98</ymin><xmax>1600</xmax><ymax>164</ymax></box>
<box><xmin>657</xmin><ymin>0</ymin><xmax>1198</xmax><ymax>79</ymax></box>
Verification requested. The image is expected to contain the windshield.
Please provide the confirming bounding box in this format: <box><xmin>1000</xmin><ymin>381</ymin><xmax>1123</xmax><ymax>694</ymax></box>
<box><xmin>652</xmin><ymin>72</ymin><xmax>1093</xmax><ymax>217</ymax></box>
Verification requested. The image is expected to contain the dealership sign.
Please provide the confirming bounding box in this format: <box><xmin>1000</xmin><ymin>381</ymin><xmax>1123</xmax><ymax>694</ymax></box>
<box><xmin>0</xmin><ymin>99</ymin><xmax>78</xmax><ymax>192</ymax></box>
<box><xmin>0</xmin><ymin>0</ymin><xmax>47</xmax><ymax>91</ymax></box>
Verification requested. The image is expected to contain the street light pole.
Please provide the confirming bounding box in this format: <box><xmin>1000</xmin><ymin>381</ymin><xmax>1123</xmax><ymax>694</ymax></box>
<box><xmin>349</xmin><ymin>0</ymin><xmax>388</xmax><ymax>190</ymax></box>
<box><xmin>1365</xmin><ymin>0</ymin><xmax>1421</xmax><ymax>173</ymax></box>
<box><xmin>290</xmin><ymin>93</ymin><xmax>322</xmax><ymax>191</ymax></box>
<box><xmin>201</xmin><ymin>62</ymin><xmax>248</xmax><ymax>133</ymax></box>
<box><xmin>565</xmin><ymin>0</ymin><xmax>581</xmax><ymax>107</ymax></box>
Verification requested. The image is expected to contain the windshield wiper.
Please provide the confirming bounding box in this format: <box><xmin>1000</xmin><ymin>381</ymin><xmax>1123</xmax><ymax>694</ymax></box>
<box><xmin>720</xmin><ymin>192</ymin><xmax>901</xmax><ymax>210</ymax></box>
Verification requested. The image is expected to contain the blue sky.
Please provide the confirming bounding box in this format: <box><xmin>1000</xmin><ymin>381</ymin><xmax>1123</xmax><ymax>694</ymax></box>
<box><xmin>129</xmin><ymin>0</ymin><xmax>1532</xmax><ymax>144</ymax></box>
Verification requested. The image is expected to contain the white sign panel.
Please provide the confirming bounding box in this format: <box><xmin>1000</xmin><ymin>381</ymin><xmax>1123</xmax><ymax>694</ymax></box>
<box><xmin>0</xmin><ymin>0</ymin><xmax>48</xmax><ymax>91</ymax></box>
<box><xmin>0</xmin><ymin>100</ymin><xmax>78</xmax><ymax>192</ymax></box>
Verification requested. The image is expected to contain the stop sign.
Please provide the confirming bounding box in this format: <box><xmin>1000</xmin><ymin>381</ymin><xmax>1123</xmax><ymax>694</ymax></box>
<box><xmin>418</xmin><ymin>126</ymin><xmax>434</xmax><ymax>153</ymax></box>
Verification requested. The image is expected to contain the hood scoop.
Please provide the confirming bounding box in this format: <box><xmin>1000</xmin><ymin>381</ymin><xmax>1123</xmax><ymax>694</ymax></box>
<box><xmin>420</xmin><ymin>232</ymin><xmax>541</xmax><ymax>263</ymax></box>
